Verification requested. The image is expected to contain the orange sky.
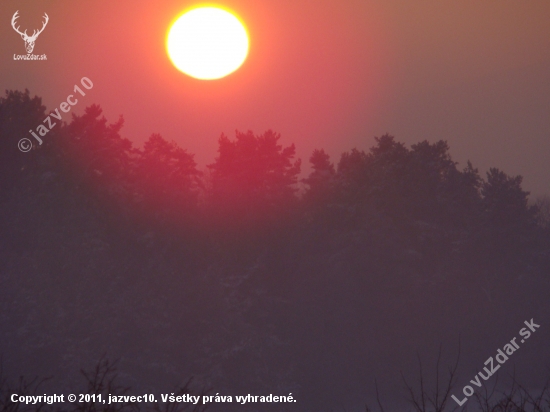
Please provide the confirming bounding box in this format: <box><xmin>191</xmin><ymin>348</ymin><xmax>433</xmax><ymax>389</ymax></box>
<box><xmin>1</xmin><ymin>0</ymin><xmax>549</xmax><ymax>195</ymax></box>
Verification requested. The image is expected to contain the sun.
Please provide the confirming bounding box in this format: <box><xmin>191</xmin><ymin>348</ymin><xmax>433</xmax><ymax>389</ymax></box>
<box><xmin>166</xmin><ymin>6</ymin><xmax>249</xmax><ymax>80</ymax></box>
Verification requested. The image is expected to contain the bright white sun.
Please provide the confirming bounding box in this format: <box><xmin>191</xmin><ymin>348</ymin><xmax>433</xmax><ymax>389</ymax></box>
<box><xmin>166</xmin><ymin>7</ymin><xmax>249</xmax><ymax>80</ymax></box>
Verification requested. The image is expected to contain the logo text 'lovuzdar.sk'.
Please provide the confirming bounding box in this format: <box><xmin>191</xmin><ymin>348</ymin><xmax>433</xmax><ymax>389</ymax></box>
<box><xmin>11</xmin><ymin>10</ymin><xmax>48</xmax><ymax>59</ymax></box>
<box><xmin>452</xmin><ymin>318</ymin><xmax>541</xmax><ymax>406</ymax></box>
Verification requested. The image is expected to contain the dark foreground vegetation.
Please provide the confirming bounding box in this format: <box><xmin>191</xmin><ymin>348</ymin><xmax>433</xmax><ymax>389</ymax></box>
<box><xmin>2</xmin><ymin>355</ymin><xmax>550</xmax><ymax>412</ymax></box>
<box><xmin>1</xmin><ymin>90</ymin><xmax>549</xmax><ymax>411</ymax></box>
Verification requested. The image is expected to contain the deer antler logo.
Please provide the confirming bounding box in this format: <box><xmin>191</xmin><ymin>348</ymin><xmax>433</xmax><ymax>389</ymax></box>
<box><xmin>11</xmin><ymin>11</ymin><xmax>49</xmax><ymax>54</ymax></box>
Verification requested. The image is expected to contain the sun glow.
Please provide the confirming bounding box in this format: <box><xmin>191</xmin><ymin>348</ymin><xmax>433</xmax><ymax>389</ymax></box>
<box><xmin>166</xmin><ymin>6</ymin><xmax>249</xmax><ymax>80</ymax></box>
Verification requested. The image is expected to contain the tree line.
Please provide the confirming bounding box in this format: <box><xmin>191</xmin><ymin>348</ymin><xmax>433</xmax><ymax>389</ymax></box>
<box><xmin>1</xmin><ymin>89</ymin><xmax>549</xmax><ymax>410</ymax></box>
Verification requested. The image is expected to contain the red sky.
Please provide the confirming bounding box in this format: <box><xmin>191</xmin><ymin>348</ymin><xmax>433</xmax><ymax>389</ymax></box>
<box><xmin>1</xmin><ymin>0</ymin><xmax>549</xmax><ymax>196</ymax></box>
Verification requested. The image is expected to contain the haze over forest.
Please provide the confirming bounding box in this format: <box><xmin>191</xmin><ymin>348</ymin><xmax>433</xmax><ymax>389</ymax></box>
<box><xmin>1</xmin><ymin>90</ymin><xmax>549</xmax><ymax>411</ymax></box>
<box><xmin>1</xmin><ymin>0</ymin><xmax>550</xmax><ymax>410</ymax></box>
<box><xmin>1</xmin><ymin>0</ymin><xmax>549</xmax><ymax>196</ymax></box>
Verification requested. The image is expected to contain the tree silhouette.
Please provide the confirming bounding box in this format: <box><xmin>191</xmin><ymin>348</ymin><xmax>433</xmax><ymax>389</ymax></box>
<box><xmin>481</xmin><ymin>168</ymin><xmax>533</xmax><ymax>228</ymax></box>
<box><xmin>134</xmin><ymin>133</ymin><xmax>201</xmax><ymax>225</ymax></box>
<box><xmin>206</xmin><ymin>129</ymin><xmax>301</xmax><ymax>228</ymax></box>
<box><xmin>0</xmin><ymin>90</ymin><xmax>47</xmax><ymax>192</ymax></box>
<box><xmin>60</xmin><ymin>105</ymin><xmax>133</xmax><ymax>199</ymax></box>
<box><xmin>2</xmin><ymin>89</ymin><xmax>549</xmax><ymax>411</ymax></box>
<box><xmin>303</xmin><ymin>149</ymin><xmax>336</xmax><ymax>206</ymax></box>
<box><xmin>477</xmin><ymin>168</ymin><xmax>538</xmax><ymax>276</ymax></box>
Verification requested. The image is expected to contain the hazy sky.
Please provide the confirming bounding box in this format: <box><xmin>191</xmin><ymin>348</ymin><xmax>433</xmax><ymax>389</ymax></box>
<box><xmin>1</xmin><ymin>0</ymin><xmax>549</xmax><ymax>196</ymax></box>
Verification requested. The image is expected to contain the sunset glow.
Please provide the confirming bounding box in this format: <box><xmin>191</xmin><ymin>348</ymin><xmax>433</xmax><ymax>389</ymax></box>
<box><xmin>2</xmin><ymin>1</ymin><xmax>550</xmax><ymax>409</ymax></box>
<box><xmin>166</xmin><ymin>7</ymin><xmax>249</xmax><ymax>80</ymax></box>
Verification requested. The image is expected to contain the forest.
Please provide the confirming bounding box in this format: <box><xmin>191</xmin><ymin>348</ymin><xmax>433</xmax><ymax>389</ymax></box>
<box><xmin>1</xmin><ymin>89</ymin><xmax>549</xmax><ymax>411</ymax></box>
